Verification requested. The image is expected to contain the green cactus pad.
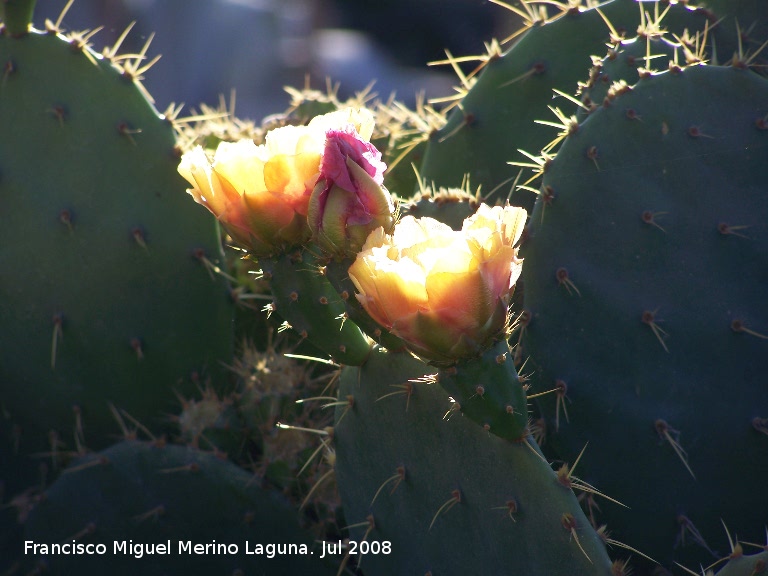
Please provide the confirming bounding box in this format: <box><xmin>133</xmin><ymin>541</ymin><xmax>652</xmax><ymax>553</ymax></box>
<box><xmin>334</xmin><ymin>346</ymin><xmax>619</xmax><ymax>575</ymax></box>
<box><xmin>418</xmin><ymin>0</ymin><xmax>713</xmax><ymax>210</ymax></box>
<box><xmin>0</xmin><ymin>26</ymin><xmax>234</xmax><ymax>463</ymax></box>
<box><xmin>436</xmin><ymin>339</ymin><xmax>528</xmax><ymax>442</ymax></box>
<box><xmin>576</xmin><ymin>30</ymin><xmax>700</xmax><ymax>121</ymax></box>
<box><xmin>522</xmin><ymin>64</ymin><xmax>768</xmax><ymax>569</ymax></box>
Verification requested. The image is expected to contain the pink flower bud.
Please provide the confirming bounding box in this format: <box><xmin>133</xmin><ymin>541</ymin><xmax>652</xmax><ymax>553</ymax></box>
<box><xmin>321</xmin><ymin>128</ymin><xmax>386</xmax><ymax>191</ymax></box>
<box><xmin>308</xmin><ymin>125</ymin><xmax>394</xmax><ymax>257</ymax></box>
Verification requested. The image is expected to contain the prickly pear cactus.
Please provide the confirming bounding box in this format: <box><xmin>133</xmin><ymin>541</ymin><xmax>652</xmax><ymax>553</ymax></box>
<box><xmin>399</xmin><ymin>183</ymin><xmax>479</xmax><ymax>230</ymax></box>
<box><xmin>0</xmin><ymin>5</ymin><xmax>235</xmax><ymax>470</ymax></box>
<box><xmin>8</xmin><ymin>2</ymin><xmax>765</xmax><ymax>575</ymax></box>
<box><xmin>22</xmin><ymin>440</ymin><xmax>339</xmax><ymax>576</ymax></box>
<box><xmin>417</xmin><ymin>0</ymin><xmax>712</xmax><ymax>209</ymax></box>
<box><xmin>714</xmin><ymin>550</ymin><xmax>768</xmax><ymax>576</ymax></box>
<box><xmin>521</xmin><ymin>63</ymin><xmax>768</xmax><ymax>569</ymax></box>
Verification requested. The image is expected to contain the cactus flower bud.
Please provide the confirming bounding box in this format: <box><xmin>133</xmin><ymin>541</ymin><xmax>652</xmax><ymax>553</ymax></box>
<box><xmin>178</xmin><ymin>107</ymin><xmax>378</xmax><ymax>257</ymax></box>
<box><xmin>348</xmin><ymin>204</ymin><xmax>527</xmax><ymax>363</ymax></box>
<box><xmin>308</xmin><ymin>125</ymin><xmax>394</xmax><ymax>258</ymax></box>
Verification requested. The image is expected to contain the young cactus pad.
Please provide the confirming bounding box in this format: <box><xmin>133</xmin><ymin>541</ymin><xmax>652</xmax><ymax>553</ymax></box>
<box><xmin>259</xmin><ymin>248</ymin><xmax>372</xmax><ymax>365</ymax></box>
<box><xmin>0</xmin><ymin>20</ymin><xmax>234</xmax><ymax>458</ymax></box>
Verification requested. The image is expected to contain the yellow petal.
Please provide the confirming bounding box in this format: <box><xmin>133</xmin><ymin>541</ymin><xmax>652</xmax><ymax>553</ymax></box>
<box><xmin>263</xmin><ymin>153</ymin><xmax>320</xmax><ymax>212</ymax></box>
<box><xmin>265</xmin><ymin>124</ymin><xmax>324</xmax><ymax>157</ymax></box>
<box><xmin>178</xmin><ymin>147</ymin><xmax>218</xmax><ymax>208</ymax></box>
<box><xmin>308</xmin><ymin>107</ymin><xmax>375</xmax><ymax>141</ymax></box>
<box><xmin>478</xmin><ymin>245</ymin><xmax>519</xmax><ymax>300</ymax></box>
<box><xmin>417</xmin><ymin>239</ymin><xmax>475</xmax><ymax>275</ymax></box>
<box><xmin>349</xmin><ymin>254</ymin><xmax>427</xmax><ymax>329</ymax></box>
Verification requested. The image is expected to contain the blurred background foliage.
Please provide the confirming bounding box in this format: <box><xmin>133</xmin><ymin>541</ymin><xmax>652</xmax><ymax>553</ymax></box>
<box><xmin>36</xmin><ymin>0</ymin><xmax>522</xmax><ymax>120</ymax></box>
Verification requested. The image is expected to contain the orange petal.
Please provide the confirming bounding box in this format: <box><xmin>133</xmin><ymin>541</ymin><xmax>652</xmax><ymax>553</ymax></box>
<box><xmin>209</xmin><ymin>171</ymin><xmax>252</xmax><ymax>232</ymax></box>
<box><xmin>242</xmin><ymin>188</ymin><xmax>298</xmax><ymax>239</ymax></box>
<box><xmin>263</xmin><ymin>153</ymin><xmax>320</xmax><ymax>215</ymax></box>
<box><xmin>424</xmin><ymin>269</ymin><xmax>492</xmax><ymax>331</ymax></box>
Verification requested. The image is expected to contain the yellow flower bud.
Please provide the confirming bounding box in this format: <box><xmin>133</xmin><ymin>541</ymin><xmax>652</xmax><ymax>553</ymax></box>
<box><xmin>348</xmin><ymin>204</ymin><xmax>527</xmax><ymax>363</ymax></box>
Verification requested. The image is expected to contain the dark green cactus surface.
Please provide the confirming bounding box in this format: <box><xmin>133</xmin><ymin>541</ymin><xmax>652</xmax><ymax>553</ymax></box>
<box><xmin>0</xmin><ymin>0</ymin><xmax>36</xmax><ymax>36</ymax></box>
<box><xmin>21</xmin><ymin>440</ymin><xmax>337</xmax><ymax>575</ymax></box>
<box><xmin>522</xmin><ymin>63</ymin><xmax>768</xmax><ymax>569</ymax></box>
<box><xmin>699</xmin><ymin>0</ymin><xmax>768</xmax><ymax>71</ymax></box>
